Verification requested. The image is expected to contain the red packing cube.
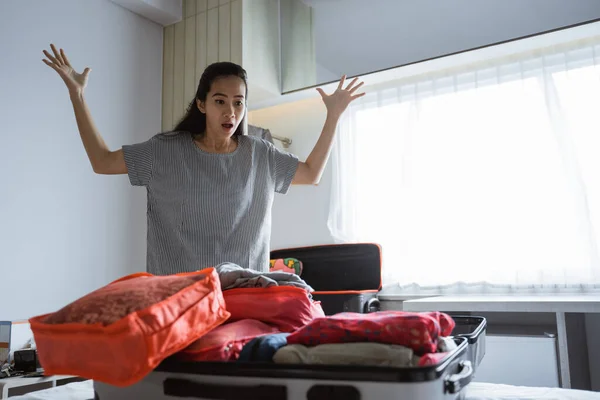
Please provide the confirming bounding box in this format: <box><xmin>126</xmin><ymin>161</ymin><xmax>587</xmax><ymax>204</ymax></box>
<box><xmin>223</xmin><ymin>286</ymin><xmax>325</xmax><ymax>332</ymax></box>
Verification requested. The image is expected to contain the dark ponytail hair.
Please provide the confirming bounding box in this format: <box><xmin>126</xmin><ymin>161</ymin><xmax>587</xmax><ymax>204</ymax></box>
<box><xmin>173</xmin><ymin>62</ymin><xmax>248</xmax><ymax>138</ymax></box>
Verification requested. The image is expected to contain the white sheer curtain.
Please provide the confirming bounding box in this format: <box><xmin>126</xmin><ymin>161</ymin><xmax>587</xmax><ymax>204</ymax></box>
<box><xmin>328</xmin><ymin>39</ymin><xmax>600</xmax><ymax>293</ymax></box>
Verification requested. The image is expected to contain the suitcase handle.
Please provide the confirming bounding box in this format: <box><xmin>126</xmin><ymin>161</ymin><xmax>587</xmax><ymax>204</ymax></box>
<box><xmin>163</xmin><ymin>378</ymin><xmax>287</xmax><ymax>400</ymax></box>
<box><xmin>444</xmin><ymin>360</ymin><xmax>473</xmax><ymax>394</ymax></box>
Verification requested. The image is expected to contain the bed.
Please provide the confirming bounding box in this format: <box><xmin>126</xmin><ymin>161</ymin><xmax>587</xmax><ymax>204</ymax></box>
<box><xmin>7</xmin><ymin>379</ymin><xmax>600</xmax><ymax>400</ymax></box>
<box><xmin>465</xmin><ymin>383</ymin><xmax>600</xmax><ymax>400</ymax></box>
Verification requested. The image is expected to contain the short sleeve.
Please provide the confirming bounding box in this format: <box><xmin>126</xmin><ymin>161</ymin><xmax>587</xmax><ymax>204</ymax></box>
<box><xmin>268</xmin><ymin>142</ymin><xmax>299</xmax><ymax>194</ymax></box>
<box><xmin>122</xmin><ymin>137</ymin><xmax>155</xmax><ymax>187</ymax></box>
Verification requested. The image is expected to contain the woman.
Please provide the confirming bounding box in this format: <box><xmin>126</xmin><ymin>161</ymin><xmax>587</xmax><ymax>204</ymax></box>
<box><xmin>42</xmin><ymin>44</ymin><xmax>365</xmax><ymax>275</ymax></box>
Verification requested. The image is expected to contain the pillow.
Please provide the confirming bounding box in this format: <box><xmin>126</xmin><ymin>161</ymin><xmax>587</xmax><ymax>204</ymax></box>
<box><xmin>269</xmin><ymin>258</ymin><xmax>303</xmax><ymax>276</ymax></box>
<box><xmin>30</xmin><ymin>268</ymin><xmax>230</xmax><ymax>387</ymax></box>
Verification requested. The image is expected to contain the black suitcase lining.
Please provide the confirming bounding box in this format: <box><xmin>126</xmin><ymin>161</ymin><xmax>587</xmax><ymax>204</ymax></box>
<box><xmin>270</xmin><ymin>244</ymin><xmax>382</xmax><ymax>292</ymax></box>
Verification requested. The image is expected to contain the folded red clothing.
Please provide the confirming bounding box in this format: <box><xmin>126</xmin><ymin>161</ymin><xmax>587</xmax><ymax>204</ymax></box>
<box><xmin>419</xmin><ymin>352</ymin><xmax>449</xmax><ymax>366</ymax></box>
<box><xmin>286</xmin><ymin>311</ymin><xmax>455</xmax><ymax>354</ymax></box>
<box><xmin>177</xmin><ymin>319</ymin><xmax>280</xmax><ymax>362</ymax></box>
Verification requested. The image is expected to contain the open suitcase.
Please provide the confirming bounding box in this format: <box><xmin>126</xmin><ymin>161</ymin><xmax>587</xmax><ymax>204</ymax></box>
<box><xmin>270</xmin><ymin>244</ymin><xmax>382</xmax><ymax>315</ymax></box>
<box><xmin>93</xmin><ymin>316</ymin><xmax>487</xmax><ymax>400</ymax></box>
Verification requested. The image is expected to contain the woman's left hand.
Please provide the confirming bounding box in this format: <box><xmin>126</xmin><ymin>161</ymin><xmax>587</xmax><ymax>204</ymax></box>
<box><xmin>317</xmin><ymin>75</ymin><xmax>365</xmax><ymax>117</ymax></box>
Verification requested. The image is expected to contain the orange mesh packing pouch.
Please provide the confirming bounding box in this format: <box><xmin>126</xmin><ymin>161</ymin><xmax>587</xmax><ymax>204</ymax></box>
<box><xmin>223</xmin><ymin>286</ymin><xmax>325</xmax><ymax>332</ymax></box>
<box><xmin>29</xmin><ymin>268</ymin><xmax>230</xmax><ymax>387</ymax></box>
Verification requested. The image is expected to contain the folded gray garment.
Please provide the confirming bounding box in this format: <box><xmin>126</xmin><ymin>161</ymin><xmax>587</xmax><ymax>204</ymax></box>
<box><xmin>273</xmin><ymin>343</ymin><xmax>420</xmax><ymax>367</ymax></box>
<box><xmin>215</xmin><ymin>262</ymin><xmax>314</xmax><ymax>292</ymax></box>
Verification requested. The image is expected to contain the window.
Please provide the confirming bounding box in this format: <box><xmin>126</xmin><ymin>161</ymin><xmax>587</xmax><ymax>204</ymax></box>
<box><xmin>328</xmin><ymin>39</ymin><xmax>600</xmax><ymax>292</ymax></box>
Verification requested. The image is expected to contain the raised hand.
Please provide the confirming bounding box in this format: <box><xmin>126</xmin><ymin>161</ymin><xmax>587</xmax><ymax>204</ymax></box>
<box><xmin>316</xmin><ymin>75</ymin><xmax>365</xmax><ymax>117</ymax></box>
<box><xmin>42</xmin><ymin>44</ymin><xmax>91</xmax><ymax>96</ymax></box>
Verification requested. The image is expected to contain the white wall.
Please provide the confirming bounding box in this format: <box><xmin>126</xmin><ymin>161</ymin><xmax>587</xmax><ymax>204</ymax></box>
<box><xmin>310</xmin><ymin>0</ymin><xmax>600</xmax><ymax>82</ymax></box>
<box><xmin>315</xmin><ymin>62</ymin><xmax>339</xmax><ymax>84</ymax></box>
<box><xmin>0</xmin><ymin>0</ymin><xmax>163</xmax><ymax>321</ymax></box>
<box><xmin>109</xmin><ymin>0</ymin><xmax>182</xmax><ymax>26</ymax></box>
<box><xmin>248</xmin><ymin>98</ymin><xmax>335</xmax><ymax>251</ymax></box>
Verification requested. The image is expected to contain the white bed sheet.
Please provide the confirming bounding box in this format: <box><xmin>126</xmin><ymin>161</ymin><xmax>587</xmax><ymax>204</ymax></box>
<box><xmin>8</xmin><ymin>380</ymin><xmax>600</xmax><ymax>400</ymax></box>
<box><xmin>8</xmin><ymin>380</ymin><xmax>94</xmax><ymax>400</ymax></box>
<box><xmin>466</xmin><ymin>383</ymin><xmax>600</xmax><ymax>400</ymax></box>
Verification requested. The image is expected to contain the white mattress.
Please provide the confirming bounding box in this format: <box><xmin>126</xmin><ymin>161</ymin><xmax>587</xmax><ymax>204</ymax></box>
<box><xmin>465</xmin><ymin>382</ymin><xmax>600</xmax><ymax>400</ymax></box>
<box><xmin>8</xmin><ymin>380</ymin><xmax>600</xmax><ymax>400</ymax></box>
<box><xmin>8</xmin><ymin>380</ymin><xmax>94</xmax><ymax>400</ymax></box>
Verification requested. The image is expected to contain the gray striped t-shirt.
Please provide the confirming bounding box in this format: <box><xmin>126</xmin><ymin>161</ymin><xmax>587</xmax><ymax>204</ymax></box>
<box><xmin>122</xmin><ymin>132</ymin><xmax>299</xmax><ymax>275</ymax></box>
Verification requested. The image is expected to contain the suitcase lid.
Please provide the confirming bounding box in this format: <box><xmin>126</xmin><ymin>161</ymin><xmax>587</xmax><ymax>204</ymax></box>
<box><xmin>270</xmin><ymin>243</ymin><xmax>382</xmax><ymax>292</ymax></box>
<box><xmin>450</xmin><ymin>316</ymin><xmax>487</xmax><ymax>344</ymax></box>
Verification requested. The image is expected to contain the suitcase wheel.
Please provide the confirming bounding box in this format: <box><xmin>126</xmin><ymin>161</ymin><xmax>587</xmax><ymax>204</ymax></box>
<box><xmin>364</xmin><ymin>297</ymin><xmax>381</xmax><ymax>313</ymax></box>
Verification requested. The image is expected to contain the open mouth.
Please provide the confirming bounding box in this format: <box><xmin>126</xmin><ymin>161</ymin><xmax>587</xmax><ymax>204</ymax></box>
<box><xmin>222</xmin><ymin>123</ymin><xmax>234</xmax><ymax>129</ymax></box>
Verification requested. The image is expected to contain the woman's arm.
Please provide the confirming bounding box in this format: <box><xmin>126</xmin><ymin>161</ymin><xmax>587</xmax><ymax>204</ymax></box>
<box><xmin>292</xmin><ymin>76</ymin><xmax>364</xmax><ymax>185</ymax></box>
<box><xmin>42</xmin><ymin>44</ymin><xmax>126</xmax><ymax>175</ymax></box>
<box><xmin>69</xmin><ymin>92</ymin><xmax>126</xmax><ymax>174</ymax></box>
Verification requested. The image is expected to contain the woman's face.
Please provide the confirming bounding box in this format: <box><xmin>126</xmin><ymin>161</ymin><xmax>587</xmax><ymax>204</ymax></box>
<box><xmin>197</xmin><ymin>75</ymin><xmax>246</xmax><ymax>138</ymax></box>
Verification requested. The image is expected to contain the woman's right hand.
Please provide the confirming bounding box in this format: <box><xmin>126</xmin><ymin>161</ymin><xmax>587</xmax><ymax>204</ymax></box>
<box><xmin>42</xmin><ymin>44</ymin><xmax>91</xmax><ymax>96</ymax></box>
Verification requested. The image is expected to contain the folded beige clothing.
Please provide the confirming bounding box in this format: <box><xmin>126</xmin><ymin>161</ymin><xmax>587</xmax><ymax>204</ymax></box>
<box><xmin>273</xmin><ymin>342</ymin><xmax>420</xmax><ymax>367</ymax></box>
<box><xmin>438</xmin><ymin>337</ymin><xmax>458</xmax><ymax>352</ymax></box>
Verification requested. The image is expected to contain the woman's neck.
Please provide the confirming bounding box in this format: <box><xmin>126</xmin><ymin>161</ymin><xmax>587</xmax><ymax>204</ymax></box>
<box><xmin>195</xmin><ymin>133</ymin><xmax>237</xmax><ymax>154</ymax></box>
